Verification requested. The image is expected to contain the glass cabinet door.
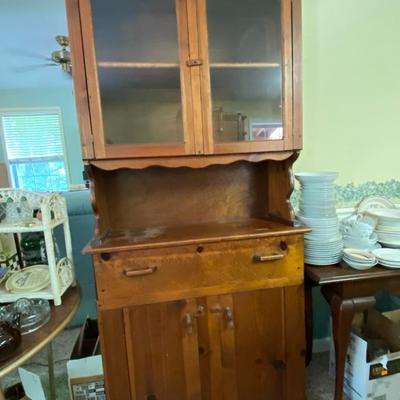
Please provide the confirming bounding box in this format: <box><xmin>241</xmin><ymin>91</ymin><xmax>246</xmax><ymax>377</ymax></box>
<box><xmin>83</xmin><ymin>0</ymin><xmax>192</xmax><ymax>157</ymax></box>
<box><xmin>202</xmin><ymin>0</ymin><xmax>291</xmax><ymax>152</ymax></box>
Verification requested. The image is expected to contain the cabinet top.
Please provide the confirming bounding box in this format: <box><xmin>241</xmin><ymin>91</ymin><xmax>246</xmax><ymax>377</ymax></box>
<box><xmin>84</xmin><ymin>218</ymin><xmax>310</xmax><ymax>254</ymax></box>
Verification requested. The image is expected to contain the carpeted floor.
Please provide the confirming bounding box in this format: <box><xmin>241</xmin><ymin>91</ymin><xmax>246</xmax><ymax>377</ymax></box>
<box><xmin>1</xmin><ymin>329</ymin><xmax>338</xmax><ymax>399</ymax></box>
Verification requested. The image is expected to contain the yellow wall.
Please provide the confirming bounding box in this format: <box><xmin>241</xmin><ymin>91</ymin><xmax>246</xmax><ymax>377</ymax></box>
<box><xmin>295</xmin><ymin>0</ymin><xmax>400</xmax><ymax>185</ymax></box>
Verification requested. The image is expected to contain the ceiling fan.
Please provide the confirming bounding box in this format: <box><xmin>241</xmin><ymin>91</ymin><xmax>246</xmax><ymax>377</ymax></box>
<box><xmin>50</xmin><ymin>35</ymin><xmax>72</xmax><ymax>73</ymax></box>
<box><xmin>12</xmin><ymin>35</ymin><xmax>72</xmax><ymax>74</ymax></box>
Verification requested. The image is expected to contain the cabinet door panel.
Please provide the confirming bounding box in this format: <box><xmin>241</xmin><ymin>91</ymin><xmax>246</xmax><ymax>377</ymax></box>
<box><xmin>232</xmin><ymin>289</ymin><xmax>285</xmax><ymax>399</ymax></box>
<box><xmin>123</xmin><ymin>299</ymin><xmax>202</xmax><ymax>400</ymax></box>
<box><xmin>199</xmin><ymin>0</ymin><xmax>294</xmax><ymax>154</ymax></box>
<box><xmin>199</xmin><ymin>289</ymin><xmax>290</xmax><ymax>400</ymax></box>
<box><xmin>98</xmin><ymin>308</ymin><xmax>132</xmax><ymax>400</ymax></box>
<box><xmin>79</xmin><ymin>0</ymin><xmax>195</xmax><ymax>158</ymax></box>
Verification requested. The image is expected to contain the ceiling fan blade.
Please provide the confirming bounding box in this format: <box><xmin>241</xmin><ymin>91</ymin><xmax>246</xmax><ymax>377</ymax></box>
<box><xmin>13</xmin><ymin>63</ymin><xmax>58</xmax><ymax>72</ymax></box>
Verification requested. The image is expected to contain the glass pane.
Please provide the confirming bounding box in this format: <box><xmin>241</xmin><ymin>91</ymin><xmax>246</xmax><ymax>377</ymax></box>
<box><xmin>91</xmin><ymin>0</ymin><xmax>184</xmax><ymax>145</ymax></box>
<box><xmin>207</xmin><ymin>0</ymin><xmax>283</xmax><ymax>143</ymax></box>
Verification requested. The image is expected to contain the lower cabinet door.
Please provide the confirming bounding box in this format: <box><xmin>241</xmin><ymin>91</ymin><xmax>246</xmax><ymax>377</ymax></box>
<box><xmin>198</xmin><ymin>286</ymin><xmax>305</xmax><ymax>400</ymax></box>
<box><xmin>99</xmin><ymin>286</ymin><xmax>305</xmax><ymax>400</ymax></box>
<box><xmin>122</xmin><ymin>299</ymin><xmax>203</xmax><ymax>400</ymax></box>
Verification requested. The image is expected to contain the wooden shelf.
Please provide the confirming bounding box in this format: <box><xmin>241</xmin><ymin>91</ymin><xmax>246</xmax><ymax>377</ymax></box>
<box><xmin>97</xmin><ymin>61</ymin><xmax>280</xmax><ymax>69</ymax></box>
<box><xmin>84</xmin><ymin>218</ymin><xmax>310</xmax><ymax>254</ymax></box>
<box><xmin>211</xmin><ymin>62</ymin><xmax>280</xmax><ymax>68</ymax></box>
<box><xmin>98</xmin><ymin>62</ymin><xmax>179</xmax><ymax>68</ymax></box>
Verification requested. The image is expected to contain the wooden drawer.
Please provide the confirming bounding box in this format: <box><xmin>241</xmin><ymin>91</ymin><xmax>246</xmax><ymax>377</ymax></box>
<box><xmin>94</xmin><ymin>235</ymin><xmax>304</xmax><ymax>309</ymax></box>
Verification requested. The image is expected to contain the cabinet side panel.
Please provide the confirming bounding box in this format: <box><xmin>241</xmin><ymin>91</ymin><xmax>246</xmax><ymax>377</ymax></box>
<box><xmin>98</xmin><ymin>308</ymin><xmax>132</xmax><ymax>400</ymax></box>
<box><xmin>233</xmin><ymin>289</ymin><xmax>285</xmax><ymax>399</ymax></box>
<box><xmin>78</xmin><ymin>0</ymin><xmax>106</xmax><ymax>158</ymax></box>
<box><xmin>281</xmin><ymin>0</ymin><xmax>294</xmax><ymax>150</ymax></box>
<box><xmin>266</xmin><ymin>152</ymin><xmax>298</xmax><ymax>224</ymax></box>
<box><xmin>292</xmin><ymin>0</ymin><xmax>303</xmax><ymax>149</ymax></box>
<box><xmin>65</xmin><ymin>0</ymin><xmax>94</xmax><ymax>159</ymax></box>
<box><xmin>284</xmin><ymin>285</ymin><xmax>306</xmax><ymax>400</ymax></box>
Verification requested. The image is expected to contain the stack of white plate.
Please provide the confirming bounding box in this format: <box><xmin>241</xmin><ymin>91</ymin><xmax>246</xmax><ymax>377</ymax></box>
<box><xmin>342</xmin><ymin>248</ymin><xmax>377</xmax><ymax>270</ymax></box>
<box><xmin>373</xmin><ymin>248</ymin><xmax>400</xmax><ymax>268</ymax></box>
<box><xmin>295</xmin><ymin>172</ymin><xmax>343</xmax><ymax>265</ymax></box>
<box><xmin>366</xmin><ymin>209</ymin><xmax>400</xmax><ymax>248</ymax></box>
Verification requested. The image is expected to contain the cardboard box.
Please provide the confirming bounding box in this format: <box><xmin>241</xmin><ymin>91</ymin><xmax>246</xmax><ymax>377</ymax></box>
<box><xmin>340</xmin><ymin>310</ymin><xmax>400</xmax><ymax>400</ymax></box>
<box><xmin>67</xmin><ymin>356</ymin><xmax>105</xmax><ymax>400</ymax></box>
<box><xmin>67</xmin><ymin>319</ymin><xmax>105</xmax><ymax>400</ymax></box>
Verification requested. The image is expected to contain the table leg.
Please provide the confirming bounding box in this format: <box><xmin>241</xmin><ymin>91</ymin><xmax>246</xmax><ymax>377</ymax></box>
<box><xmin>47</xmin><ymin>342</ymin><xmax>56</xmax><ymax>400</ymax></box>
<box><xmin>322</xmin><ymin>287</ymin><xmax>375</xmax><ymax>400</ymax></box>
<box><xmin>0</xmin><ymin>388</ymin><xmax>5</xmax><ymax>400</ymax></box>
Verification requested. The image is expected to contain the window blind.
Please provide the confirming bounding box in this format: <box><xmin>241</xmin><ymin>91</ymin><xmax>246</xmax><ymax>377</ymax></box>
<box><xmin>2</xmin><ymin>112</ymin><xmax>65</xmax><ymax>160</ymax></box>
<box><xmin>0</xmin><ymin>110</ymin><xmax>68</xmax><ymax>192</ymax></box>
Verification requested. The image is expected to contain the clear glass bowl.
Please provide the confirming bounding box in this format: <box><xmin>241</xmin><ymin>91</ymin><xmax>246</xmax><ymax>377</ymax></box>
<box><xmin>0</xmin><ymin>298</ymin><xmax>51</xmax><ymax>335</ymax></box>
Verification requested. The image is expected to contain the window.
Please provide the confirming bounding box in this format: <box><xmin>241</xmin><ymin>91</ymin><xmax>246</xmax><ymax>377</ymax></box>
<box><xmin>0</xmin><ymin>109</ymin><xmax>69</xmax><ymax>192</ymax></box>
<box><xmin>250</xmin><ymin>122</ymin><xmax>283</xmax><ymax>141</ymax></box>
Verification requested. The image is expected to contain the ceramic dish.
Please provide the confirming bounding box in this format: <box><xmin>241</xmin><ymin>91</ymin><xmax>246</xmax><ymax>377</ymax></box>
<box><xmin>366</xmin><ymin>209</ymin><xmax>400</xmax><ymax>226</ymax></box>
<box><xmin>377</xmin><ymin>240</ymin><xmax>400</xmax><ymax>249</ymax></box>
<box><xmin>5</xmin><ymin>265</ymin><xmax>50</xmax><ymax>293</ymax></box>
<box><xmin>295</xmin><ymin>171</ymin><xmax>338</xmax><ymax>181</ymax></box>
<box><xmin>356</xmin><ymin>196</ymin><xmax>396</xmax><ymax>215</ymax></box>
<box><xmin>373</xmin><ymin>248</ymin><xmax>400</xmax><ymax>262</ymax></box>
<box><xmin>343</xmin><ymin>248</ymin><xmax>376</xmax><ymax>261</ymax></box>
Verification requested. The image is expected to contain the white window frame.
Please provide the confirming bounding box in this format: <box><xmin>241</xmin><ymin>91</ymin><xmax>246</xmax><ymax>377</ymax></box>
<box><xmin>0</xmin><ymin>107</ymin><xmax>71</xmax><ymax>191</ymax></box>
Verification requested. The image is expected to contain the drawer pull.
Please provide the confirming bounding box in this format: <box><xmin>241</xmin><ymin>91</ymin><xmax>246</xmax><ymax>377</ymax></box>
<box><xmin>123</xmin><ymin>266</ymin><xmax>157</xmax><ymax>277</ymax></box>
<box><xmin>253</xmin><ymin>253</ymin><xmax>285</xmax><ymax>262</ymax></box>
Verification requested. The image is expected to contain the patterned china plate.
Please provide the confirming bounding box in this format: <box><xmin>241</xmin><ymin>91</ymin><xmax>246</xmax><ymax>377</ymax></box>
<box><xmin>5</xmin><ymin>265</ymin><xmax>50</xmax><ymax>293</ymax></box>
<box><xmin>356</xmin><ymin>196</ymin><xmax>396</xmax><ymax>214</ymax></box>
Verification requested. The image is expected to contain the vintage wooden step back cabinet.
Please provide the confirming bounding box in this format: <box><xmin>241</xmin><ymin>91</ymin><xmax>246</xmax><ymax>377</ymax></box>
<box><xmin>66</xmin><ymin>0</ymin><xmax>307</xmax><ymax>398</ymax></box>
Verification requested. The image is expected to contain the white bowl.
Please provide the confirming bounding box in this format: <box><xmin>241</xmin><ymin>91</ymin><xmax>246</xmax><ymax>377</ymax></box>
<box><xmin>366</xmin><ymin>209</ymin><xmax>400</xmax><ymax>227</ymax></box>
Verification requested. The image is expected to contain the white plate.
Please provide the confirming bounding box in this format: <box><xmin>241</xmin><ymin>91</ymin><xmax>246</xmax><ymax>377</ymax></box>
<box><xmin>343</xmin><ymin>255</ymin><xmax>376</xmax><ymax>264</ymax></box>
<box><xmin>357</xmin><ymin>196</ymin><xmax>396</xmax><ymax>215</ymax></box>
<box><xmin>343</xmin><ymin>248</ymin><xmax>376</xmax><ymax>260</ymax></box>
<box><xmin>377</xmin><ymin>232</ymin><xmax>400</xmax><ymax>242</ymax></box>
<box><xmin>376</xmin><ymin>225</ymin><xmax>400</xmax><ymax>233</ymax></box>
<box><xmin>305</xmin><ymin>245</ymin><xmax>343</xmax><ymax>251</ymax></box>
<box><xmin>366</xmin><ymin>209</ymin><xmax>400</xmax><ymax>226</ymax></box>
<box><xmin>5</xmin><ymin>265</ymin><xmax>50</xmax><ymax>293</ymax></box>
<box><xmin>295</xmin><ymin>171</ymin><xmax>338</xmax><ymax>181</ymax></box>
<box><xmin>305</xmin><ymin>246</ymin><xmax>343</xmax><ymax>252</ymax></box>
<box><xmin>378</xmin><ymin>240</ymin><xmax>400</xmax><ymax>249</ymax></box>
<box><xmin>305</xmin><ymin>248</ymin><xmax>343</xmax><ymax>254</ymax></box>
<box><xmin>373</xmin><ymin>248</ymin><xmax>400</xmax><ymax>262</ymax></box>
<box><xmin>297</xmin><ymin>215</ymin><xmax>339</xmax><ymax>226</ymax></box>
<box><xmin>305</xmin><ymin>259</ymin><xmax>342</xmax><ymax>266</ymax></box>
<box><xmin>378</xmin><ymin>261</ymin><xmax>400</xmax><ymax>269</ymax></box>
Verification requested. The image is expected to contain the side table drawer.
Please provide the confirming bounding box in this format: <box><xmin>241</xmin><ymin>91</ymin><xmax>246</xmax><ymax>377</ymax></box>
<box><xmin>94</xmin><ymin>235</ymin><xmax>304</xmax><ymax>309</ymax></box>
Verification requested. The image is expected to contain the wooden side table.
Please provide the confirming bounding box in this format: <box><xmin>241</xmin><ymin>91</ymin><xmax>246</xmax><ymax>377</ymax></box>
<box><xmin>305</xmin><ymin>264</ymin><xmax>400</xmax><ymax>400</ymax></box>
<box><xmin>0</xmin><ymin>286</ymin><xmax>80</xmax><ymax>400</ymax></box>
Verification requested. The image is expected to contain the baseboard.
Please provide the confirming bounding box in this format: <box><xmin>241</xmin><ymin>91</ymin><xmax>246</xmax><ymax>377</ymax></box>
<box><xmin>312</xmin><ymin>336</ymin><xmax>331</xmax><ymax>353</ymax></box>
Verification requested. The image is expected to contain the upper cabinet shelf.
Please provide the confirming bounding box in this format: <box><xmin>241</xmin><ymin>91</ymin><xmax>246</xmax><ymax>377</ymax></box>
<box><xmin>66</xmin><ymin>0</ymin><xmax>302</xmax><ymax>162</ymax></box>
<box><xmin>97</xmin><ymin>62</ymin><xmax>280</xmax><ymax>69</ymax></box>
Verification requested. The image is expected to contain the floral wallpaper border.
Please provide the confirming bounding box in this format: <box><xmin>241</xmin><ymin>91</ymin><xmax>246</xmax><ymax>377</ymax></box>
<box><xmin>291</xmin><ymin>179</ymin><xmax>400</xmax><ymax>208</ymax></box>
